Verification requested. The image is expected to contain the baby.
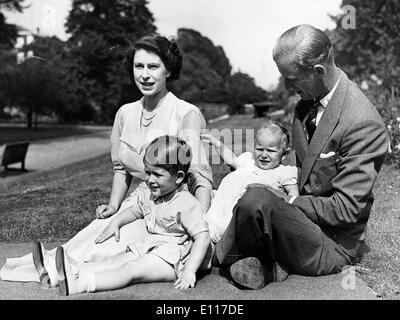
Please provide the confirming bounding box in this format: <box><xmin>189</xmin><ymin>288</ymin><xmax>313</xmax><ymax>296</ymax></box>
<box><xmin>201</xmin><ymin>121</ymin><xmax>299</xmax><ymax>243</ymax></box>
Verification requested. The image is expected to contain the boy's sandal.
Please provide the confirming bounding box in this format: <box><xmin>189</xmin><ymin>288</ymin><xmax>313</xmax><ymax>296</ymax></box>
<box><xmin>55</xmin><ymin>246</ymin><xmax>69</xmax><ymax>296</ymax></box>
<box><xmin>32</xmin><ymin>242</ymin><xmax>51</xmax><ymax>288</ymax></box>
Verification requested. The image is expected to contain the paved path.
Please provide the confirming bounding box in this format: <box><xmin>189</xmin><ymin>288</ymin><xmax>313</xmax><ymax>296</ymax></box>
<box><xmin>0</xmin><ymin>128</ymin><xmax>112</xmax><ymax>188</ymax></box>
<box><xmin>0</xmin><ymin>243</ymin><xmax>377</xmax><ymax>300</ymax></box>
<box><xmin>24</xmin><ymin>131</ymin><xmax>111</xmax><ymax>170</ymax></box>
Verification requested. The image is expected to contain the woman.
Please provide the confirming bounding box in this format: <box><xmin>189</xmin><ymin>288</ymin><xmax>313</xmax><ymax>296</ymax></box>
<box><xmin>0</xmin><ymin>34</ymin><xmax>213</xmax><ymax>287</ymax></box>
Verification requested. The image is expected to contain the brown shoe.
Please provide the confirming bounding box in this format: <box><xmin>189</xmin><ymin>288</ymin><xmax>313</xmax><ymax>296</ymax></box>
<box><xmin>228</xmin><ymin>257</ymin><xmax>272</xmax><ymax>290</ymax></box>
<box><xmin>32</xmin><ymin>242</ymin><xmax>51</xmax><ymax>288</ymax></box>
<box><xmin>56</xmin><ymin>246</ymin><xmax>80</xmax><ymax>296</ymax></box>
<box><xmin>272</xmin><ymin>262</ymin><xmax>289</xmax><ymax>282</ymax></box>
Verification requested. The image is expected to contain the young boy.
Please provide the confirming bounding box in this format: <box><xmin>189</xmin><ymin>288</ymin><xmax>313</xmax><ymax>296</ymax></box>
<box><xmin>36</xmin><ymin>135</ymin><xmax>211</xmax><ymax>295</ymax></box>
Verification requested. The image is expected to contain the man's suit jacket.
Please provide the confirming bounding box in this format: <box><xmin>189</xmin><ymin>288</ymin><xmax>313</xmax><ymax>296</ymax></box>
<box><xmin>291</xmin><ymin>69</ymin><xmax>389</xmax><ymax>261</ymax></box>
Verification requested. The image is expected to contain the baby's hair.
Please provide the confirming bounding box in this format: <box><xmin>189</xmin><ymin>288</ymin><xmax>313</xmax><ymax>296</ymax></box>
<box><xmin>256</xmin><ymin>121</ymin><xmax>291</xmax><ymax>150</ymax></box>
<box><xmin>144</xmin><ymin>135</ymin><xmax>192</xmax><ymax>183</ymax></box>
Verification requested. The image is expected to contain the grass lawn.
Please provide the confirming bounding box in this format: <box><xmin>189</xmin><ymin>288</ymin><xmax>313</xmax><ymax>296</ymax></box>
<box><xmin>0</xmin><ymin>114</ymin><xmax>399</xmax><ymax>299</ymax></box>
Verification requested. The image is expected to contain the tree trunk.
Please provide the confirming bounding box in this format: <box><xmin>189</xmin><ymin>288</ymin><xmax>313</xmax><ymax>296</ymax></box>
<box><xmin>33</xmin><ymin>110</ymin><xmax>38</xmax><ymax>131</ymax></box>
<box><xmin>26</xmin><ymin>108</ymin><xmax>33</xmax><ymax>129</ymax></box>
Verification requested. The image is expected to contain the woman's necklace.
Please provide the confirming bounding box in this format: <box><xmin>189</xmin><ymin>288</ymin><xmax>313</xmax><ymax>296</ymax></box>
<box><xmin>141</xmin><ymin>106</ymin><xmax>158</xmax><ymax>127</ymax></box>
<box><xmin>142</xmin><ymin>111</ymin><xmax>158</xmax><ymax>121</ymax></box>
<box><xmin>140</xmin><ymin>93</ymin><xmax>168</xmax><ymax>127</ymax></box>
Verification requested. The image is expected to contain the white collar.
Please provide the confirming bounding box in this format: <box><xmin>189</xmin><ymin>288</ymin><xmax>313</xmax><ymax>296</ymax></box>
<box><xmin>319</xmin><ymin>76</ymin><xmax>340</xmax><ymax>108</ymax></box>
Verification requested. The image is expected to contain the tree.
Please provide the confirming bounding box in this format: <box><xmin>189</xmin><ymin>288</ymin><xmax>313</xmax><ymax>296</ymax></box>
<box><xmin>65</xmin><ymin>0</ymin><xmax>156</xmax><ymax>123</ymax></box>
<box><xmin>171</xmin><ymin>28</ymin><xmax>267</xmax><ymax>113</ymax></box>
<box><xmin>28</xmin><ymin>36</ymin><xmax>98</xmax><ymax>124</ymax></box>
<box><xmin>329</xmin><ymin>0</ymin><xmax>400</xmax><ymax>165</ymax></box>
<box><xmin>0</xmin><ymin>0</ymin><xmax>26</xmax><ymax>48</ymax></box>
<box><xmin>269</xmin><ymin>75</ymin><xmax>297</xmax><ymax>113</ymax></box>
<box><xmin>226</xmin><ymin>71</ymin><xmax>267</xmax><ymax>114</ymax></box>
<box><xmin>0</xmin><ymin>0</ymin><xmax>27</xmax><ymax>115</ymax></box>
<box><xmin>329</xmin><ymin>1</ymin><xmax>400</xmax><ymax>108</ymax></box>
<box><xmin>0</xmin><ymin>48</ymin><xmax>17</xmax><ymax>112</ymax></box>
<box><xmin>7</xmin><ymin>57</ymin><xmax>57</xmax><ymax>129</ymax></box>
<box><xmin>3</xmin><ymin>36</ymin><xmax>85</xmax><ymax>129</ymax></box>
<box><xmin>171</xmin><ymin>28</ymin><xmax>232</xmax><ymax>103</ymax></box>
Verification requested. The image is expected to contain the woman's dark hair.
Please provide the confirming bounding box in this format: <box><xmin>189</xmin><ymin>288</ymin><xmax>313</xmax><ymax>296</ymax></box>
<box><xmin>123</xmin><ymin>34</ymin><xmax>183</xmax><ymax>82</ymax></box>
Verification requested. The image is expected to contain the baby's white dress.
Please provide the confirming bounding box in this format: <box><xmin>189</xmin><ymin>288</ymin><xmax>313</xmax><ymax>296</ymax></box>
<box><xmin>205</xmin><ymin>152</ymin><xmax>298</xmax><ymax>243</ymax></box>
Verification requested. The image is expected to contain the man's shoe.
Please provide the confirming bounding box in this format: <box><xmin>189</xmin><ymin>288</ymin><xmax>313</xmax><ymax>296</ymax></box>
<box><xmin>272</xmin><ymin>262</ymin><xmax>289</xmax><ymax>282</ymax></box>
<box><xmin>55</xmin><ymin>246</ymin><xmax>79</xmax><ymax>296</ymax></box>
<box><xmin>32</xmin><ymin>242</ymin><xmax>51</xmax><ymax>288</ymax></box>
<box><xmin>228</xmin><ymin>257</ymin><xmax>271</xmax><ymax>290</ymax></box>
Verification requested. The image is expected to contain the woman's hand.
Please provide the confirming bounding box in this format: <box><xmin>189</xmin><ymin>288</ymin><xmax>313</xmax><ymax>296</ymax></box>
<box><xmin>174</xmin><ymin>270</ymin><xmax>196</xmax><ymax>289</ymax></box>
<box><xmin>94</xmin><ymin>221</ymin><xmax>120</xmax><ymax>244</ymax></box>
<box><xmin>96</xmin><ymin>204</ymin><xmax>117</xmax><ymax>219</ymax></box>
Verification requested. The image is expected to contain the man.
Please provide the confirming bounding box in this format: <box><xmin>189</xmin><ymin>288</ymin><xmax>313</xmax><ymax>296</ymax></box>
<box><xmin>213</xmin><ymin>24</ymin><xmax>389</xmax><ymax>289</ymax></box>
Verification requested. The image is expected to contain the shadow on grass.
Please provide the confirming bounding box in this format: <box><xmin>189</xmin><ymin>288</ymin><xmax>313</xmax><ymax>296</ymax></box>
<box><xmin>0</xmin><ymin>167</ymin><xmax>33</xmax><ymax>179</ymax></box>
<box><xmin>0</xmin><ymin>124</ymin><xmax>111</xmax><ymax>145</ymax></box>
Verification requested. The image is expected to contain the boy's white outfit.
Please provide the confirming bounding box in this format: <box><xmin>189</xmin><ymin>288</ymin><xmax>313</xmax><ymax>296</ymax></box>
<box><xmin>205</xmin><ymin>152</ymin><xmax>297</xmax><ymax>243</ymax></box>
<box><xmin>123</xmin><ymin>183</ymin><xmax>208</xmax><ymax>274</ymax></box>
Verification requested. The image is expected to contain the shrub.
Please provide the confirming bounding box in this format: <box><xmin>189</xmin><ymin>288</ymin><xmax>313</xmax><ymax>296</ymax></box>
<box><xmin>380</xmin><ymin>100</ymin><xmax>400</xmax><ymax>168</ymax></box>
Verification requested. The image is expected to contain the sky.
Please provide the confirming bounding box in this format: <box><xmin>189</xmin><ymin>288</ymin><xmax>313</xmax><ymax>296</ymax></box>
<box><xmin>5</xmin><ymin>0</ymin><xmax>343</xmax><ymax>89</ymax></box>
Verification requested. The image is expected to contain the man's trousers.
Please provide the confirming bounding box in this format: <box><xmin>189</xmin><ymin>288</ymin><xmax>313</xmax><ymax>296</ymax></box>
<box><xmin>215</xmin><ymin>186</ymin><xmax>353</xmax><ymax>275</ymax></box>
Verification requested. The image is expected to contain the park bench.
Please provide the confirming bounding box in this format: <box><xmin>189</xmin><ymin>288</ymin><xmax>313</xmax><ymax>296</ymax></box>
<box><xmin>0</xmin><ymin>141</ymin><xmax>30</xmax><ymax>173</ymax></box>
<box><xmin>253</xmin><ymin>101</ymin><xmax>280</xmax><ymax>118</ymax></box>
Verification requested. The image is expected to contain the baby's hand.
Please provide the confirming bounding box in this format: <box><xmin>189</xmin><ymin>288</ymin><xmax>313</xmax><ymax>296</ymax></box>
<box><xmin>200</xmin><ymin>134</ymin><xmax>221</xmax><ymax>148</ymax></box>
<box><xmin>174</xmin><ymin>270</ymin><xmax>196</xmax><ymax>289</ymax></box>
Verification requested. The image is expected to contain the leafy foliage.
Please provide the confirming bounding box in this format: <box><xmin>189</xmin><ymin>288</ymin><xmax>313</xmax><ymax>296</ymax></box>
<box><xmin>170</xmin><ymin>28</ymin><xmax>231</xmax><ymax>103</ymax></box>
<box><xmin>172</xmin><ymin>28</ymin><xmax>266</xmax><ymax>113</ymax></box>
<box><xmin>0</xmin><ymin>49</ymin><xmax>16</xmax><ymax>113</ymax></box>
<box><xmin>1</xmin><ymin>35</ymin><xmax>97</xmax><ymax>128</ymax></box>
<box><xmin>1</xmin><ymin>2</ymin><xmax>268</xmax><ymax>124</ymax></box>
<box><xmin>6</xmin><ymin>39</ymin><xmax>69</xmax><ymax>128</ymax></box>
<box><xmin>0</xmin><ymin>0</ymin><xmax>26</xmax><ymax>48</ymax></box>
<box><xmin>29</xmin><ymin>36</ymin><xmax>98</xmax><ymax>123</ymax></box>
<box><xmin>65</xmin><ymin>0</ymin><xmax>156</xmax><ymax>123</ymax></box>
<box><xmin>0</xmin><ymin>0</ymin><xmax>25</xmax><ymax>11</ymax></box>
<box><xmin>329</xmin><ymin>0</ymin><xmax>400</xmax><ymax>166</ymax></box>
<box><xmin>225</xmin><ymin>72</ymin><xmax>267</xmax><ymax>114</ymax></box>
<box><xmin>0</xmin><ymin>12</ymin><xmax>17</xmax><ymax>48</ymax></box>
<box><xmin>329</xmin><ymin>0</ymin><xmax>400</xmax><ymax>92</ymax></box>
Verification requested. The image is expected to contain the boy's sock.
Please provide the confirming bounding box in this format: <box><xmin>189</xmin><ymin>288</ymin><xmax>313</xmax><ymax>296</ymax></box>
<box><xmin>56</xmin><ymin>246</ymin><xmax>96</xmax><ymax>295</ymax></box>
<box><xmin>44</xmin><ymin>249</ymin><xmax>59</xmax><ymax>288</ymax></box>
<box><xmin>77</xmin><ymin>272</ymin><xmax>96</xmax><ymax>293</ymax></box>
<box><xmin>32</xmin><ymin>242</ymin><xmax>58</xmax><ymax>288</ymax></box>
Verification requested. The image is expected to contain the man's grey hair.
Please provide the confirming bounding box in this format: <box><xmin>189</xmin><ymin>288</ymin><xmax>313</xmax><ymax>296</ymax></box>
<box><xmin>272</xmin><ymin>24</ymin><xmax>334</xmax><ymax>72</ymax></box>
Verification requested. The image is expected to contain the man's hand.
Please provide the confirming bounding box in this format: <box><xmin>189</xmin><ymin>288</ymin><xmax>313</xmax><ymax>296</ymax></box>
<box><xmin>96</xmin><ymin>204</ymin><xmax>117</xmax><ymax>219</ymax></box>
<box><xmin>247</xmin><ymin>183</ymin><xmax>291</xmax><ymax>203</ymax></box>
<box><xmin>95</xmin><ymin>221</ymin><xmax>120</xmax><ymax>244</ymax></box>
<box><xmin>174</xmin><ymin>270</ymin><xmax>196</xmax><ymax>289</ymax></box>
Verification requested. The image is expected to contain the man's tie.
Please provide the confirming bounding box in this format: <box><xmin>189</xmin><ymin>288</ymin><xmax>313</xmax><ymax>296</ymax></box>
<box><xmin>305</xmin><ymin>100</ymin><xmax>320</xmax><ymax>142</ymax></box>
